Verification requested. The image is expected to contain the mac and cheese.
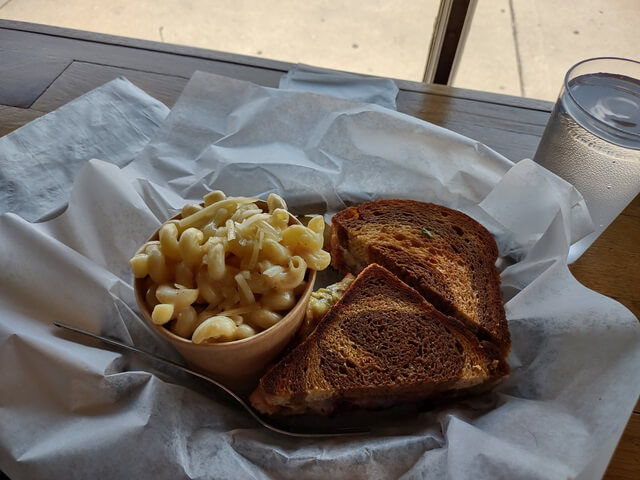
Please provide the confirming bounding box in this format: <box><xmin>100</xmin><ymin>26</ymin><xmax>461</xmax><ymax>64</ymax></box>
<box><xmin>131</xmin><ymin>191</ymin><xmax>330</xmax><ymax>344</ymax></box>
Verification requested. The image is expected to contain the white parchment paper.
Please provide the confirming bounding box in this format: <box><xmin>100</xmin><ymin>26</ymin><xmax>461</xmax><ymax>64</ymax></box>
<box><xmin>0</xmin><ymin>77</ymin><xmax>169</xmax><ymax>222</ymax></box>
<box><xmin>0</xmin><ymin>71</ymin><xmax>638</xmax><ymax>480</ymax></box>
<box><xmin>279</xmin><ymin>64</ymin><xmax>399</xmax><ymax>110</ymax></box>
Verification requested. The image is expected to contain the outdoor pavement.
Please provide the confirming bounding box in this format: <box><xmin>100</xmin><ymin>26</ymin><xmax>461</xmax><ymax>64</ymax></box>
<box><xmin>459</xmin><ymin>0</ymin><xmax>640</xmax><ymax>99</ymax></box>
<box><xmin>1</xmin><ymin>0</ymin><xmax>638</xmax><ymax>101</ymax></box>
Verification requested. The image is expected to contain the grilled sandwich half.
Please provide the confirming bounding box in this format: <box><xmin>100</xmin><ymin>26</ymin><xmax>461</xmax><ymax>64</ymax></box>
<box><xmin>331</xmin><ymin>200</ymin><xmax>510</xmax><ymax>356</ymax></box>
<box><xmin>249</xmin><ymin>264</ymin><xmax>509</xmax><ymax>416</ymax></box>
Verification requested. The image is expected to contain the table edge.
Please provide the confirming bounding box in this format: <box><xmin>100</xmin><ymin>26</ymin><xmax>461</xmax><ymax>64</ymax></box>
<box><xmin>0</xmin><ymin>19</ymin><xmax>553</xmax><ymax>113</ymax></box>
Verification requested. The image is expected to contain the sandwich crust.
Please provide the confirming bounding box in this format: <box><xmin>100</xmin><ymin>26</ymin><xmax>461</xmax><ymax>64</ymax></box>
<box><xmin>330</xmin><ymin>200</ymin><xmax>510</xmax><ymax>355</ymax></box>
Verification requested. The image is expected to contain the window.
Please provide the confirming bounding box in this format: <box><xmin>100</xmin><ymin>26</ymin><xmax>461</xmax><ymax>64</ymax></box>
<box><xmin>453</xmin><ymin>0</ymin><xmax>640</xmax><ymax>100</ymax></box>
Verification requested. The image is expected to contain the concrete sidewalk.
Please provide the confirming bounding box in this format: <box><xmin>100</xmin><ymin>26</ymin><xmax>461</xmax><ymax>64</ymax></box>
<box><xmin>1</xmin><ymin>0</ymin><xmax>638</xmax><ymax>101</ymax></box>
<box><xmin>456</xmin><ymin>0</ymin><xmax>640</xmax><ymax>99</ymax></box>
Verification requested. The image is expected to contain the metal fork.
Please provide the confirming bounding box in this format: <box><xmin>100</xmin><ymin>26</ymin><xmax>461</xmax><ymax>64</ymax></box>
<box><xmin>53</xmin><ymin>322</ymin><xmax>369</xmax><ymax>438</ymax></box>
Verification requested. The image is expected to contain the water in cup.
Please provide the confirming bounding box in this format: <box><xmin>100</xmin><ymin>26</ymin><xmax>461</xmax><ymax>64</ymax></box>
<box><xmin>534</xmin><ymin>66</ymin><xmax>640</xmax><ymax>260</ymax></box>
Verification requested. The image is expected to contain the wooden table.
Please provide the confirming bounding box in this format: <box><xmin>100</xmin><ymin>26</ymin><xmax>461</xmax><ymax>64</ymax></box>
<box><xmin>1</xmin><ymin>20</ymin><xmax>637</xmax><ymax>480</ymax></box>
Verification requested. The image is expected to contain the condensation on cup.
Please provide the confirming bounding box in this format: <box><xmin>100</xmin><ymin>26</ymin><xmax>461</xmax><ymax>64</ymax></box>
<box><xmin>534</xmin><ymin>57</ymin><xmax>640</xmax><ymax>262</ymax></box>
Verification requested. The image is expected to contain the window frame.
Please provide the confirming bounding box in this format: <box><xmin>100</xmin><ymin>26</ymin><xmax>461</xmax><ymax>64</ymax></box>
<box><xmin>424</xmin><ymin>0</ymin><xmax>477</xmax><ymax>84</ymax></box>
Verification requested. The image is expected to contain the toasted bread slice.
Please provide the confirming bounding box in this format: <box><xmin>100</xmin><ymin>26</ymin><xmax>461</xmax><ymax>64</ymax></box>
<box><xmin>330</xmin><ymin>200</ymin><xmax>510</xmax><ymax>355</ymax></box>
<box><xmin>249</xmin><ymin>264</ymin><xmax>509</xmax><ymax>416</ymax></box>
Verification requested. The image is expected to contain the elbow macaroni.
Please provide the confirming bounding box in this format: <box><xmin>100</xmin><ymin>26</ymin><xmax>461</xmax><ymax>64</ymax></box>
<box><xmin>262</xmin><ymin>256</ymin><xmax>307</xmax><ymax>291</ymax></box>
<box><xmin>131</xmin><ymin>192</ymin><xmax>330</xmax><ymax>344</ymax></box>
